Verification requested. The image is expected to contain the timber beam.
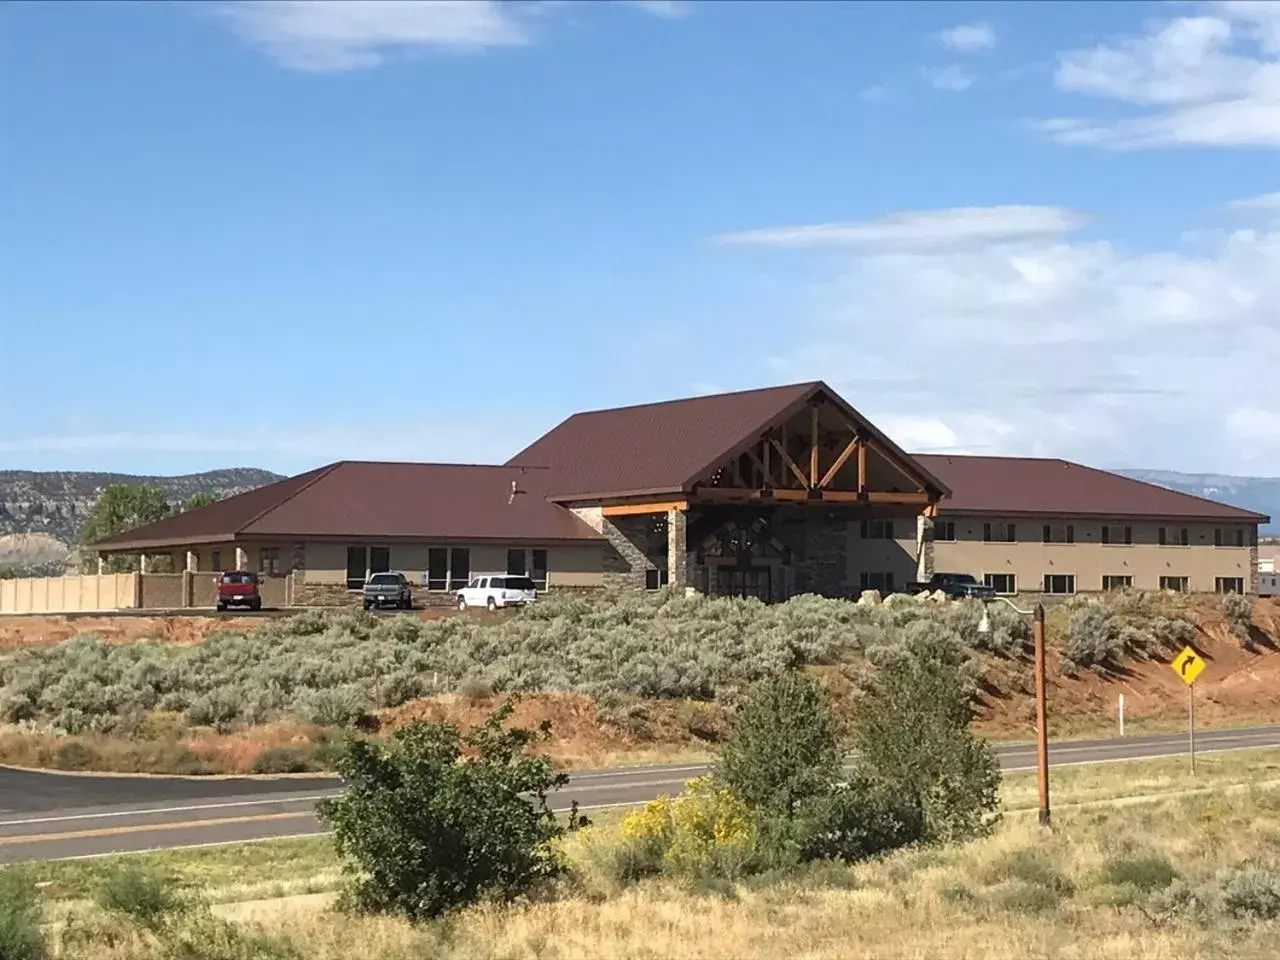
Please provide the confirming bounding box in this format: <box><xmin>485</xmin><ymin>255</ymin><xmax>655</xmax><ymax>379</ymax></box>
<box><xmin>602</xmin><ymin>500</ymin><xmax>688</xmax><ymax>517</ymax></box>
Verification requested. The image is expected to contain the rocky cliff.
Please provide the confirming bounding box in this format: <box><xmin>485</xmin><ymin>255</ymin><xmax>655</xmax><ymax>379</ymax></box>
<box><xmin>0</xmin><ymin>469</ymin><xmax>284</xmax><ymax>570</ymax></box>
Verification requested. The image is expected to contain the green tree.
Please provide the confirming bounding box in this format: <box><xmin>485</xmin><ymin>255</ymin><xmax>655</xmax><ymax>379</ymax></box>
<box><xmin>851</xmin><ymin>627</ymin><xmax>1001</xmax><ymax>844</ymax></box>
<box><xmin>79</xmin><ymin>484</ymin><xmax>173</xmax><ymax>573</ymax></box>
<box><xmin>317</xmin><ymin>699</ymin><xmax>583</xmax><ymax>921</ymax></box>
<box><xmin>182</xmin><ymin>492</ymin><xmax>216</xmax><ymax>512</ymax></box>
<box><xmin>715</xmin><ymin>671</ymin><xmax>842</xmax><ymax>820</ymax></box>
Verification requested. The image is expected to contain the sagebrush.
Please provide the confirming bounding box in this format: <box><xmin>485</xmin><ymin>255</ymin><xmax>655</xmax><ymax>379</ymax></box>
<box><xmin>0</xmin><ymin>591</ymin><xmax>1027</xmax><ymax>733</ymax></box>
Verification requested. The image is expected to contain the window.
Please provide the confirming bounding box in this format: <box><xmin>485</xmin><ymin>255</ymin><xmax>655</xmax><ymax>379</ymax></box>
<box><xmin>368</xmin><ymin>573</ymin><xmax>403</xmax><ymax>586</ymax></box>
<box><xmin>1216</xmin><ymin>577</ymin><xmax>1245</xmax><ymax>594</ymax></box>
<box><xmin>1124</xmin><ymin>525</ymin><xmax>1133</xmax><ymax>545</ymax></box>
<box><xmin>860</xmin><ymin>519</ymin><xmax>895</xmax><ymax>540</ymax></box>
<box><xmin>531</xmin><ymin>549</ymin><xmax>548</xmax><ymax>591</ymax></box>
<box><xmin>346</xmin><ymin>546</ymin><xmax>367</xmax><ymax>590</ymax></box>
<box><xmin>1214</xmin><ymin>528</ymin><xmax>1223</xmax><ymax>547</ymax></box>
<box><xmin>984</xmin><ymin>522</ymin><xmax>1016</xmax><ymax>543</ymax></box>
<box><xmin>1160</xmin><ymin>527</ymin><xmax>1189</xmax><ymax>546</ymax></box>
<box><xmin>506</xmin><ymin>548</ymin><xmax>527</xmax><ymax>576</ymax></box>
<box><xmin>645</xmin><ymin>568</ymin><xmax>670</xmax><ymax>591</ymax></box>
<box><xmin>220</xmin><ymin>572</ymin><xmax>256</xmax><ymax>585</ymax></box>
<box><xmin>935</xmin><ymin>521</ymin><xmax>955</xmax><ymax>542</ymax></box>
<box><xmin>1236</xmin><ymin>529</ymin><xmax>1245</xmax><ymax>547</ymax></box>
<box><xmin>1160</xmin><ymin>576</ymin><xmax>1189</xmax><ymax>592</ymax></box>
<box><xmin>369</xmin><ymin>547</ymin><xmax>390</xmax><ymax>575</ymax></box>
<box><xmin>1042</xmin><ymin>524</ymin><xmax>1073</xmax><ymax>544</ymax></box>
<box><xmin>1101</xmin><ymin>525</ymin><xmax>1129</xmax><ymax>545</ymax></box>
<box><xmin>1250</xmin><ymin>527</ymin><xmax>1259</xmax><ymax>547</ymax></box>
<box><xmin>983</xmin><ymin>522</ymin><xmax>991</xmax><ymax>542</ymax></box>
<box><xmin>211</xmin><ymin>550</ymin><xmax>222</xmax><ymax>572</ymax></box>
<box><xmin>1044</xmin><ymin>574</ymin><xmax>1075</xmax><ymax>595</ymax></box>
<box><xmin>1102</xmin><ymin>575</ymin><xmax>1132</xmax><ymax>590</ymax></box>
<box><xmin>498</xmin><ymin>576</ymin><xmax>536</xmax><ymax>591</ymax></box>
<box><xmin>983</xmin><ymin>573</ymin><xmax>1015</xmax><ymax>595</ymax></box>
<box><xmin>427</xmin><ymin>548</ymin><xmax>448</xmax><ymax>591</ymax></box>
<box><xmin>258</xmin><ymin>547</ymin><xmax>280</xmax><ymax>575</ymax></box>
<box><xmin>449</xmin><ymin>548</ymin><xmax>470</xmax><ymax>591</ymax></box>
<box><xmin>859</xmin><ymin>571</ymin><xmax>896</xmax><ymax>591</ymax></box>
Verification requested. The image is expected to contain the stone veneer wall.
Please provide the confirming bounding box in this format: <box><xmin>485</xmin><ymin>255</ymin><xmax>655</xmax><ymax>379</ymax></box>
<box><xmin>773</xmin><ymin>510</ymin><xmax>852</xmax><ymax>598</ymax></box>
<box><xmin>916</xmin><ymin>515</ymin><xmax>934</xmax><ymax>583</ymax></box>
<box><xmin>569</xmin><ymin>507</ymin><xmax>661</xmax><ymax>591</ymax></box>
<box><xmin>1250</xmin><ymin>542</ymin><xmax>1260</xmax><ymax>595</ymax></box>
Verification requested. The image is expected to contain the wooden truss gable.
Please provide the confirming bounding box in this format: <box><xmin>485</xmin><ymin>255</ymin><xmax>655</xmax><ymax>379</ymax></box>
<box><xmin>690</xmin><ymin>394</ymin><xmax>938</xmax><ymax>509</ymax></box>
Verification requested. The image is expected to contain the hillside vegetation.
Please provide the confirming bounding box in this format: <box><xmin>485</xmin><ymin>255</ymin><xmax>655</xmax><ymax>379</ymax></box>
<box><xmin>0</xmin><ymin>590</ymin><xmax>1275</xmax><ymax>777</ymax></box>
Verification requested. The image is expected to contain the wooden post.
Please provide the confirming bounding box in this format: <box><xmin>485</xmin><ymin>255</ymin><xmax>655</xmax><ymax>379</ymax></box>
<box><xmin>857</xmin><ymin>440</ymin><xmax>867</xmax><ymax>493</ymax></box>
<box><xmin>1034</xmin><ymin>603</ymin><xmax>1051</xmax><ymax>827</ymax></box>
<box><xmin>809</xmin><ymin>404</ymin><xmax>820</xmax><ymax>488</ymax></box>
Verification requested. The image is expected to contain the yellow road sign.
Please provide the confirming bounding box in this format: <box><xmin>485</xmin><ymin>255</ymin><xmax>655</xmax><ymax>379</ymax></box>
<box><xmin>1172</xmin><ymin>646</ymin><xmax>1205</xmax><ymax>686</ymax></box>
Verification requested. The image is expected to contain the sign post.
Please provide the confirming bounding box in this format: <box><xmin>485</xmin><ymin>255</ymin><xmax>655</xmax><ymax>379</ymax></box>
<box><xmin>1171</xmin><ymin>646</ymin><xmax>1205</xmax><ymax>776</ymax></box>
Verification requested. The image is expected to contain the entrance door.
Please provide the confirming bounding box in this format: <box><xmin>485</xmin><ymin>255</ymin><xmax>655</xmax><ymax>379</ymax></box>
<box><xmin>715</xmin><ymin>565</ymin><xmax>772</xmax><ymax>602</ymax></box>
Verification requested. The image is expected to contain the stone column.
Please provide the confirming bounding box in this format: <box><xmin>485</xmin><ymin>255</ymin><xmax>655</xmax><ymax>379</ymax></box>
<box><xmin>916</xmin><ymin>514</ymin><xmax>935</xmax><ymax>583</ymax></box>
<box><xmin>667</xmin><ymin>508</ymin><xmax>688</xmax><ymax>590</ymax></box>
<box><xmin>1250</xmin><ymin>538</ymin><xmax>1260</xmax><ymax>596</ymax></box>
<box><xmin>235</xmin><ymin>546</ymin><xmax>249</xmax><ymax>571</ymax></box>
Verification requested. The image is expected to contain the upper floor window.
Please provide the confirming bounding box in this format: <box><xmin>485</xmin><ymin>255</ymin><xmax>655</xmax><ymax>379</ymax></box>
<box><xmin>860</xmin><ymin>519</ymin><xmax>895</xmax><ymax>540</ymax></box>
<box><xmin>1159</xmin><ymin>527</ymin><xmax>1189</xmax><ymax>546</ymax></box>
<box><xmin>983</xmin><ymin>522</ymin><xmax>1016</xmax><ymax>543</ymax></box>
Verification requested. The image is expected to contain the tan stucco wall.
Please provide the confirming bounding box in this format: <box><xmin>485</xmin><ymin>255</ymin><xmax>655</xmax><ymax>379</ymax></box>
<box><xmin>0</xmin><ymin>574</ymin><xmax>138</xmax><ymax>614</ymax></box>
<box><xmin>301</xmin><ymin>541</ymin><xmax>605</xmax><ymax>591</ymax></box>
<box><xmin>931</xmin><ymin>516</ymin><xmax>1256</xmax><ymax>593</ymax></box>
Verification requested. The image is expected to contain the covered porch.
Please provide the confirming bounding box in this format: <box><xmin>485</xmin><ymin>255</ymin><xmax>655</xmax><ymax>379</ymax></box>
<box><xmin>587</xmin><ymin>390</ymin><xmax>945</xmax><ymax>602</ymax></box>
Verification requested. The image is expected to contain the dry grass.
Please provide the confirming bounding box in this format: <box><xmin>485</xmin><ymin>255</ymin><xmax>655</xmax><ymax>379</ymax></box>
<box><xmin>30</xmin><ymin>748</ymin><xmax>1280</xmax><ymax>960</ymax></box>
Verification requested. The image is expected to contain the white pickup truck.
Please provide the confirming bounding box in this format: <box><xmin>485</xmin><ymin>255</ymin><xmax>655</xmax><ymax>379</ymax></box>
<box><xmin>456</xmin><ymin>574</ymin><xmax>538</xmax><ymax>611</ymax></box>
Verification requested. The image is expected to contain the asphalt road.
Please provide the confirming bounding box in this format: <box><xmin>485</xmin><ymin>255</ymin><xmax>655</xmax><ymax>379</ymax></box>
<box><xmin>2</xmin><ymin>725</ymin><xmax>1278</xmax><ymax>863</ymax></box>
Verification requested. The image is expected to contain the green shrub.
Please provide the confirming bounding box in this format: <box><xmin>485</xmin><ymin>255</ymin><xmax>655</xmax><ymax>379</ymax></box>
<box><xmin>996</xmin><ymin>880</ymin><xmax>1064</xmax><ymax>914</ymax></box>
<box><xmin>850</xmin><ymin>626</ymin><xmax>1001</xmax><ymax>844</ymax></box>
<box><xmin>155</xmin><ymin>912</ymin><xmax>301</xmax><ymax>959</ymax></box>
<box><xmin>93</xmin><ymin>862</ymin><xmax>188</xmax><ymax>931</ymax></box>
<box><xmin>1098</xmin><ymin>852</ymin><xmax>1178</xmax><ymax>894</ymax></box>
<box><xmin>1063</xmin><ymin>604</ymin><xmax>1121</xmax><ymax>674</ymax></box>
<box><xmin>251</xmin><ymin>746</ymin><xmax>313</xmax><ymax>775</ymax></box>
<box><xmin>317</xmin><ymin>699</ymin><xmax>584</xmax><ymax>921</ymax></box>
<box><xmin>0</xmin><ymin>868</ymin><xmax>48</xmax><ymax>960</ymax></box>
<box><xmin>715</xmin><ymin>671</ymin><xmax>842</xmax><ymax>820</ymax></box>
<box><xmin>981</xmin><ymin>848</ymin><xmax>1074</xmax><ymax>896</ymax></box>
<box><xmin>1218</xmin><ymin>861</ymin><xmax>1280</xmax><ymax>920</ymax></box>
<box><xmin>54</xmin><ymin>740</ymin><xmax>97</xmax><ymax>771</ymax></box>
<box><xmin>1223</xmin><ymin>593</ymin><xmax>1254</xmax><ymax>647</ymax></box>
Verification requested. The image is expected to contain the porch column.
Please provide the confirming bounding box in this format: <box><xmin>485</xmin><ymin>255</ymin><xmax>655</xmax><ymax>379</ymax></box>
<box><xmin>916</xmin><ymin>513</ymin><xmax>935</xmax><ymax>582</ymax></box>
<box><xmin>667</xmin><ymin>508</ymin><xmax>688</xmax><ymax>590</ymax></box>
<box><xmin>138</xmin><ymin>553</ymin><xmax>149</xmax><ymax>575</ymax></box>
<box><xmin>235</xmin><ymin>546</ymin><xmax>249</xmax><ymax>571</ymax></box>
<box><xmin>186</xmin><ymin>550</ymin><xmax>198</xmax><ymax>572</ymax></box>
<box><xmin>97</xmin><ymin>554</ymin><xmax>105</xmax><ymax>576</ymax></box>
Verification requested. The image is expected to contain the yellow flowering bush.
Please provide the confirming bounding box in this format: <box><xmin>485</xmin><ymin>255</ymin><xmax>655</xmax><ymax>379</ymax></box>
<box><xmin>617</xmin><ymin>777</ymin><xmax>757</xmax><ymax>880</ymax></box>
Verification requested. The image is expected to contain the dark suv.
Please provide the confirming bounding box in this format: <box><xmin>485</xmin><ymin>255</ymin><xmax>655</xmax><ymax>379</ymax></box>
<box><xmin>216</xmin><ymin>571</ymin><xmax>262</xmax><ymax>611</ymax></box>
<box><xmin>362</xmin><ymin>572</ymin><xmax>413</xmax><ymax>610</ymax></box>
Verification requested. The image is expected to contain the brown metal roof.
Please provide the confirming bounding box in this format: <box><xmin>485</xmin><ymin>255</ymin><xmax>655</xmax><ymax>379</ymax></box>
<box><xmin>916</xmin><ymin>454</ymin><xmax>1271</xmax><ymax>523</ymax></box>
<box><xmin>90</xmin><ymin>464</ymin><xmax>339</xmax><ymax>550</ymax></box>
<box><xmin>93</xmin><ymin>462</ymin><xmax>601</xmax><ymax>552</ymax></box>
<box><xmin>506</xmin><ymin>380</ymin><xmax>949</xmax><ymax>501</ymax></box>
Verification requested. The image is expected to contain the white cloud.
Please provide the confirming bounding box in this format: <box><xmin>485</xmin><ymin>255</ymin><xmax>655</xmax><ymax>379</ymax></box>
<box><xmin>626</xmin><ymin>0</ymin><xmax>690</xmax><ymax>18</ymax></box>
<box><xmin>937</xmin><ymin>22</ymin><xmax>996</xmax><ymax>53</ymax></box>
<box><xmin>1228</xmin><ymin>191</ymin><xmax>1280</xmax><ymax>213</ymax></box>
<box><xmin>927</xmin><ymin>64</ymin><xmax>975</xmax><ymax>92</ymax></box>
<box><xmin>711</xmin><ymin>206</ymin><xmax>1089</xmax><ymax>254</ymax></box>
<box><xmin>1042</xmin><ymin>2</ymin><xmax>1280</xmax><ymax>149</ymax></box>
<box><xmin>724</xmin><ymin>205</ymin><xmax>1280</xmax><ymax>473</ymax></box>
<box><xmin>0</xmin><ymin>422</ymin><xmax>537</xmax><ymax>471</ymax></box>
<box><xmin>210</xmin><ymin>0</ymin><xmax>684</xmax><ymax>72</ymax></box>
<box><xmin>858</xmin><ymin>82</ymin><xmax>891</xmax><ymax>102</ymax></box>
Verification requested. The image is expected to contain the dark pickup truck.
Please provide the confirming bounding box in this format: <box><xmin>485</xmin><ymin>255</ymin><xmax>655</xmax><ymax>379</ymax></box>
<box><xmin>362</xmin><ymin>572</ymin><xmax>414</xmax><ymax>610</ymax></box>
<box><xmin>905</xmin><ymin>572</ymin><xmax>996</xmax><ymax>600</ymax></box>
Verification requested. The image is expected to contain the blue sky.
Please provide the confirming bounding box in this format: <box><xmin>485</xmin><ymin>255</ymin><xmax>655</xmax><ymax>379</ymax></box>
<box><xmin>3</xmin><ymin>0</ymin><xmax>1279</xmax><ymax>477</ymax></box>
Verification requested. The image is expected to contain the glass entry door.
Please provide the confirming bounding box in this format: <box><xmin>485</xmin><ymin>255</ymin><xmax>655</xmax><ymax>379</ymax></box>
<box><xmin>715</xmin><ymin>565</ymin><xmax>772</xmax><ymax>602</ymax></box>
